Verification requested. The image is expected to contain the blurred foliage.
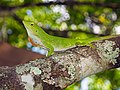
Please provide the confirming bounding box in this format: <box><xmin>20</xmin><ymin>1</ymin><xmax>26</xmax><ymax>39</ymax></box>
<box><xmin>6</xmin><ymin>17</ymin><xmax>27</xmax><ymax>48</ymax></box>
<box><xmin>0</xmin><ymin>0</ymin><xmax>120</xmax><ymax>90</ymax></box>
<box><xmin>65</xmin><ymin>69</ymin><xmax>120</xmax><ymax>90</ymax></box>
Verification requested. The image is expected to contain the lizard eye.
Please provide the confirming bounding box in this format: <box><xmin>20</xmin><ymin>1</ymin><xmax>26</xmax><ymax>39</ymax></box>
<box><xmin>31</xmin><ymin>23</ymin><xmax>34</xmax><ymax>26</ymax></box>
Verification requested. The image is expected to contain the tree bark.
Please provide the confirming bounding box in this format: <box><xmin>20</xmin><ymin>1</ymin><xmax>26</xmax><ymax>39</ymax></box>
<box><xmin>0</xmin><ymin>35</ymin><xmax>120</xmax><ymax>90</ymax></box>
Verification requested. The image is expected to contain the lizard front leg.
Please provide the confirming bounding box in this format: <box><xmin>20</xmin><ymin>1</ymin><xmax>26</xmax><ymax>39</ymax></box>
<box><xmin>44</xmin><ymin>42</ymin><xmax>54</xmax><ymax>56</ymax></box>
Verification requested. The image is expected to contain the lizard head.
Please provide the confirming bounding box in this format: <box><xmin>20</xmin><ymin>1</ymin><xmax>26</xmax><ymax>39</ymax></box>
<box><xmin>23</xmin><ymin>21</ymin><xmax>44</xmax><ymax>46</ymax></box>
<box><xmin>23</xmin><ymin>21</ymin><xmax>39</xmax><ymax>36</ymax></box>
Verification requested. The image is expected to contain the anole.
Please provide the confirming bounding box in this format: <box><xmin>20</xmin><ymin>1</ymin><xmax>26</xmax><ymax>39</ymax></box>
<box><xmin>23</xmin><ymin>21</ymin><xmax>116</xmax><ymax>56</ymax></box>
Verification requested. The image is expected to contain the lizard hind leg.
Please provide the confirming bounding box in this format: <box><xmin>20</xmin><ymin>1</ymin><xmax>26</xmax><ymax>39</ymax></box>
<box><xmin>75</xmin><ymin>39</ymin><xmax>86</xmax><ymax>46</ymax></box>
<box><xmin>76</xmin><ymin>39</ymin><xmax>95</xmax><ymax>48</ymax></box>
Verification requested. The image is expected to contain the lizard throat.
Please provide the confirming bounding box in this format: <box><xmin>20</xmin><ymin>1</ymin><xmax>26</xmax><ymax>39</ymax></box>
<box><xmin>28</xmin><ymin>37</ymin><xmax>39</xmax><ymax>47</ymax></box>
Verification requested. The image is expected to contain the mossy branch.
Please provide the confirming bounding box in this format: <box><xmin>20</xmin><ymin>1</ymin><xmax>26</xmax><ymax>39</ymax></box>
<box><xmin>0</xmin><ymin>35</ymin><xmax>120</xmax><ymax>90</ymax></box>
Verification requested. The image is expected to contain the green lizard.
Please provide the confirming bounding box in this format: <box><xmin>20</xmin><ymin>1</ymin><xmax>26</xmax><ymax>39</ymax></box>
<box><xmin>23</xmin><ymin>21</ymin><xmax>116</xmax><ymax>56</ymax></box>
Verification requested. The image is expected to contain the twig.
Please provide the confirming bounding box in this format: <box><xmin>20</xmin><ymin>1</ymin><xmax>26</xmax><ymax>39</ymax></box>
<box><xmin>0</xmin><ymin>21</ymin><xmax>7</xmax><ymax>42</ymax></box>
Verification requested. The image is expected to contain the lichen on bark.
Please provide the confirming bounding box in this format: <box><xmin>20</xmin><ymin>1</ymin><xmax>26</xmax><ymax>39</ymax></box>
<box><xmin>0</xmin><ymin>35</ymin><xmax>120</xmax><ymax>90</ymax></box>
<box><xmin>95</xmin><ymin>40</ymin><xmax>120</xmax><ymax>65</ymax></box>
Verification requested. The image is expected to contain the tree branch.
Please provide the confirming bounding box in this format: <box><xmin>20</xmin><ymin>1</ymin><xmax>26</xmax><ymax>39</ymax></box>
<box><xmin>0</xmin><ymin>35</ymin><xmax>120</xmax><ymax>90</ymax></box>
<box><xmin>0</xmin><ymin>1</ymin><xmax>120</xmax><ymax>12</ymax></box>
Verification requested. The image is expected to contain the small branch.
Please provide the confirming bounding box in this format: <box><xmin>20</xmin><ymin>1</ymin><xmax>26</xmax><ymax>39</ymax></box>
<box><xmin>11</xmin><ymin>13</ymin><xmax>24</xmax><ymax>27</ymax></box>
<box><xmin>0</xmin><ymin>35</ymin><xmax>120</xmax><ymax>89</ymax></box>
<box><xmin>0</xmin><ymin>1</ymin><xmax>120</xmax><ymax>12</ymax></box>
<box><xmin>0</xmin><ymin>21</ymin><xmax>8</xmax><ymax>42</ymax></box>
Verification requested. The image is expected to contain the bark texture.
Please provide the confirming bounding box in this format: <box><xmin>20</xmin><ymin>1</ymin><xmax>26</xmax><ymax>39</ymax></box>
<box><xmin>0</xmin><ymin>35</ymin><xmax>120</xmax><ymax>90</ymax></box>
